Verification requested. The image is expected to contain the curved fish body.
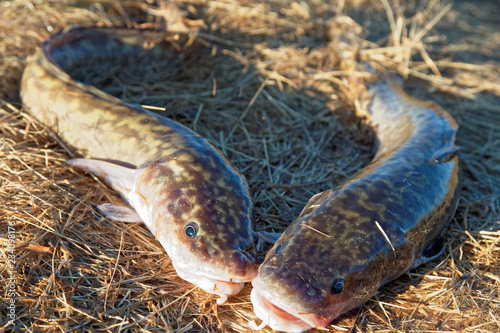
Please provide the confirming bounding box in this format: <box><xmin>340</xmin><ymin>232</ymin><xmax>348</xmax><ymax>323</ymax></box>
<box><xmin>21</xmin><ymin>26</ymin><xmax>258</xmax><ymax>302</ymax></box>
<box><xmin>251</xmin><ymin>80</ymin><xmax>460</xmax><ymax>332</ymax></box>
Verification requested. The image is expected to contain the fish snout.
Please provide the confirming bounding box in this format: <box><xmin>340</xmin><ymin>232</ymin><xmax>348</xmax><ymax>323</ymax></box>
<box><xmin>231</xmin><ymin>249</ymin><xmax>258</xmax><ymax>280</ymax></box>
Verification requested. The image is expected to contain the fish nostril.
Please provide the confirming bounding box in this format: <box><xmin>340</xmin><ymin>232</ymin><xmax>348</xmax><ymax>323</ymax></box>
<box><xmin>237</xmin><ymin>249</ymin><xmax>255</xmax><ymax>261</ymax></box>
<box><xmin>305</xmin><ymin>284</ymin><xmax>318</xmax><ymax>297</ymax></box>
<box><xmin>245</xmin><ymin>240</ymin><xmax>256</xmax><ymax>253</ymax></box>
<box><xmin>231</xmin><ymin>250</ymin><xmax>258</xmax><ymax>278</ymax></box>
<box><xmin>208</xmin><ymin>248</ymin><xmax>218</xmax><ymax>258</ymax></box>
<box><xmin>259</xmin><ymin>260</ymin><xmax>280</xmax><ymax>273</ymax></box>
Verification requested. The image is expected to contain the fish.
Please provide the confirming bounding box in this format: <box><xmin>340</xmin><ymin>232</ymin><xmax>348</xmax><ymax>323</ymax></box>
<box><xmin>250</xmin><ymin>79</ymin><xmax>460</xmax><ymax>332</ymax></box>
<box><xmin>20</xmin><ymin>26</ymin><xmax>258</xmax><ymax>304</ymax></box>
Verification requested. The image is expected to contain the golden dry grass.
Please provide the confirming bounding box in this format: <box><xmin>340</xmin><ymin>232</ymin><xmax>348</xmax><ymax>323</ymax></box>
<box><xmin>0</xmin><ymin>0</ymin><xmax>499</xmax><ymax>332</ymax></box>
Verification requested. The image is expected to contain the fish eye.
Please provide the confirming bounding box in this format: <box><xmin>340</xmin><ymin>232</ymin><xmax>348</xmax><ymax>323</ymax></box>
<box><xmin>331</xmin><ymin>278</ymin><xmax>344</xmax><ymax>294</ymax></box>
<box><xmin>184</xmin><ymin>222</ymin><xmax>199</xmax><ymax>238</ymax></box>
<box><xmin>275</xmin><ymin>241</ymin><xmax>288</xmax><ymax>254</ymax></box>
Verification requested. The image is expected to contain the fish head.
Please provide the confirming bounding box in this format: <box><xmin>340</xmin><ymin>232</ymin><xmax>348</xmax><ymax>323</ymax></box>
<box><xmin>166</xmin><ymin>187</ymin><xmax>259</xmax><ymax>297</ymax></box>
<box><xmin>141</xmin><ymin>153</ymin><xmax>259</xmax><ymax>298</ymax></box>
<box><xmin>251</xmin><ymin>264</ymin><xmax>381</xmax><ymax>332</ymax></box>
<box><xmin>251</xmin><ymin>242</ymin><xmax>357</xmax><ymax>331</ymax></box>
<box><xmin>249</xmin><ymin>205</ymin><xmax>395</xmax><ymax>332</ymax></box>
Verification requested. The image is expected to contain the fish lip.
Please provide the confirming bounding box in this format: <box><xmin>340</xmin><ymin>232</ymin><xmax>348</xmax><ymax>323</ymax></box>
<box><xmin>171</xmin><ymin>256</ymin><xmax>257</xmax><ymax>297</ymax></box>
<box><xmin>176</xmin><ymin>268</ymin><xmax>246</xmax><ymax>296</ymax></box>
<box><xmin>250</xmin><ymin>283</ymin><xmax>329</xmax><ymax>331</ymax></box>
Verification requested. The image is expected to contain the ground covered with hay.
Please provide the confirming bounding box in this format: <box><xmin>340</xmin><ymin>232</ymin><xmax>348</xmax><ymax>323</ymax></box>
<box><xmin>0</xmin><ymin>0</ymin><xmax>499</xmax><ymax>332</ymax></box>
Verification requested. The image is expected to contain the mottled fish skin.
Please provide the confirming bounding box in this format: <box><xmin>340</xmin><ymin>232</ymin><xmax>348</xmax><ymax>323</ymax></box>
<box><xmin>20</xmin><ymin>26</ymin><xmax>258</xmax><ymax>300</ymax></box>
<box><xmin>251</xmin><ymin>79</ymin><xmax>460</xmax><ymax>332</ymax></box>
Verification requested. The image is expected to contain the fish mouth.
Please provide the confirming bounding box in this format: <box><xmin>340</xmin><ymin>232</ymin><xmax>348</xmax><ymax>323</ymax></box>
<box><xmin>171</xmin><ymin>256</ymin><xmax>257</xmax><ymax>302</ymax></box>
<box><xmin>208</xmin><ymin>279</ymin><xmax>247</xmax><ymax>304</ymax></box>
<box><xmin>250</xmin><ymin>287</ymin><xmax>328</xmax><ymax>332</ymax></box>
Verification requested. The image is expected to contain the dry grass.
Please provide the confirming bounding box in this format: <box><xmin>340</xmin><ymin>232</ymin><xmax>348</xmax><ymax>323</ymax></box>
<box><xmin>0</xmin><ymin>0</ymin><xmax>499</xmax><ymax>332</ymax></box>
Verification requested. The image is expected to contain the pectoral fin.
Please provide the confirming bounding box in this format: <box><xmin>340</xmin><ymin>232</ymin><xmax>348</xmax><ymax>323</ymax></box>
<box><xmin>412</xmin><ymin>237</ymin><xmax>446</xmax><ymax>269</ymax></box>
<box><xmin>97</xmin><ymin>203</ymin><xmax>143</xmax><ymax>223</ymax></box>
<box><xmin>431</xmin><ymin>146</ymin><xmax>459</xmax><ymax>163</ymax></box>
<box><xmin>67</xmin><ymin>158</ymin><xmax>142</xmax><ymax>196</ymax></box>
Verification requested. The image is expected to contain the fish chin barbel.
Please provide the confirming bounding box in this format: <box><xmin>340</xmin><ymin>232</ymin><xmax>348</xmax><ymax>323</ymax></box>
<box><xmin>250</xmin><ymin>79</ymin><xmax>460</xmax><ymax>332</ymax></box>
<box><xmin>20</xmin><ymin>26</ymin><xmax>259</xmax><ymax>304</ymax></box>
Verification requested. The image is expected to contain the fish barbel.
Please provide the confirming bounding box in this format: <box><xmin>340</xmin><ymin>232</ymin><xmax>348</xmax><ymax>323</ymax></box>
<box><xmin>250</xmin><ymin>79</ymin><xmax>460</xmax><ymax>331</ymax></box>
<box><xmin>20</xmin><ymin>26</ymin><xmax>258</xmax><ymax>303</ymax></box>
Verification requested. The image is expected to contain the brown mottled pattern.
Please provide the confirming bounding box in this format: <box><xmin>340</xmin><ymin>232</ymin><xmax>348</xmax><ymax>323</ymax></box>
<box><xmin>20</xmin><ymin>27</ymin><xmax>257</xmax><ymax>281</ymax></box>
<box><xmin>257</xmin><ymin>80</ymin><xmax>459</xmax><ymax>321</ymax></box>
